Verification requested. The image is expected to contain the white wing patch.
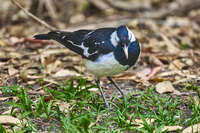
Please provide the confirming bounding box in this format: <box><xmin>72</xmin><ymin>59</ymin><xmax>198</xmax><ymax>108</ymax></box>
<box><xmin>61</xmin><ymin>35</ymin><xmax>66</xmax><ymax>39</ymax></box>
<box><xmin>67</xmin><ymin>40</ymin><xmax>97</xmax><ymax>57</ymax></box>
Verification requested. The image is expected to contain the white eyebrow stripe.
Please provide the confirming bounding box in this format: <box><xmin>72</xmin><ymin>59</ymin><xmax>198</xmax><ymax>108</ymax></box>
<box><xmin>127</xmin><ymin>27</ymin><xmax>136</xmax><ymax>42</ymax></box>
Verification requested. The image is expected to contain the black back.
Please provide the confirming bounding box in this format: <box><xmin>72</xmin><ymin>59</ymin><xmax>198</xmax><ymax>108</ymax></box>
<box><xmin>34</xmin><ymin>28</ymin><xmax>116</xmax><ymax>61</ymax></box>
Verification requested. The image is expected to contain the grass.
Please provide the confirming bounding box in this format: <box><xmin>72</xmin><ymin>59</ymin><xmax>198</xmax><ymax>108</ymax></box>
<box><xmin>0</xmin><ymin>77</ymin><xmax>200</xmax><ymax>132</ymax></box>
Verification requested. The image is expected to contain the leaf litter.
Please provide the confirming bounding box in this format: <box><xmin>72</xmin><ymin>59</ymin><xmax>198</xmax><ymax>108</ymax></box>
<box><xmin>0</xmin><ymin>1</ymin><xmax>200</xmax><ymax>132</ymax></box>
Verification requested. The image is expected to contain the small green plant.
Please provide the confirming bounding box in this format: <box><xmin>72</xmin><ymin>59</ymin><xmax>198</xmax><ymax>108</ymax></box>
<box><xmin>0</xmin><ymin>85</ymin><xmax>19</xmax><ymax>95</ymax></box>
<box><xmin>0</xmin><ymin>124</ymin><xmax>6</xmax><ymax>133</ymax></box>
<box><xmin>8</xmin><ymin>88</ymin><xmax>33</xmax><ymax>117</ymax></box>
<box><xmin>185</xmin><ymin>96</ymin><xmax>200</xmax><ymax>126</ymax></box>
<box><xmin>1</xmin><ymin>79</ymin><xmax>200</xmax><ymax>132</ymax></box>
<box><xmin>34</xmin><ymin>96</ymin><xmax>56</xmax><ymax>119</ymax></box>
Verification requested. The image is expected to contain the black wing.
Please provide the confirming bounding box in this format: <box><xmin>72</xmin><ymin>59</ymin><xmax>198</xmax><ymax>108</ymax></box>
<box><xmin>82</xmin><ymin>28</ymin><xmax>116</xmax><ymax>60</ymax></box>
<box><xmin>34</xmin><ymin>28</ymin><xmax>116</xmax><ymax>61</ymax></box>
<box><xmin>34</xmin><ymin>30</ymin><xmax>92</xmax><ymax>57</ymax></box>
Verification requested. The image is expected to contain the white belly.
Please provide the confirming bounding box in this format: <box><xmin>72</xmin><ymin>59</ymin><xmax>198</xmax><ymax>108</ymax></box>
<box><xmin>85</xmin><ymin>52</ymin><xmax>129</xmax><ymax>77</ymax></box>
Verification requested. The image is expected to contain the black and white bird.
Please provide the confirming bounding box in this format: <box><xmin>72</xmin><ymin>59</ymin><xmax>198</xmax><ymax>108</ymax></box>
<box><xmin>34</xmin><ymin>25</ymin><xmax>141</xmax><ymax>107</ymax></box>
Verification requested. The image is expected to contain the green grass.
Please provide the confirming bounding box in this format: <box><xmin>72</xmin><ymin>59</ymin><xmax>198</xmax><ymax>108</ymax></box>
<box><xmin>0</xmin><ymin>77</ymin><xmax>200</xmax><ymax>132</ymax></box>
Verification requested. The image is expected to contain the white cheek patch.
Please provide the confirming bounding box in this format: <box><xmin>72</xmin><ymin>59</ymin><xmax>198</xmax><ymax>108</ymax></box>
<box><xmin>127</xmin><ymin>27</ymin><xmax>136</xmax><ymax>42</ymax></box>
<box><xmin>110</xmin><ymin>31</ymin><xmax>119</xmax><ymax>47</ymax></box>
<box><xmin>111</xmin><ymin>27</ymin><xmax>136</xmax><ymax>47</ymax></box>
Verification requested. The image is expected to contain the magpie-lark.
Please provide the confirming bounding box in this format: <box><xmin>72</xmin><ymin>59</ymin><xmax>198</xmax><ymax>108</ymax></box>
<box><xmin>34</xmin><ymin>25</ymin><xmax>141</xmax><ymax>107</ymax></box>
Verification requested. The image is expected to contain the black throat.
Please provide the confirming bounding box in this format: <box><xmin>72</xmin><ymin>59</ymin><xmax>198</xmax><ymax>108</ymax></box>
<box><xmin>114</xmin><ymin>41</ymin><xmax>140</xmax><ymax>67</ymax></box>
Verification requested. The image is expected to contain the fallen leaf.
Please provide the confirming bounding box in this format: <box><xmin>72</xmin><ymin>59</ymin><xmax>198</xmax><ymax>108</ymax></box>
<box><xmin>0</xmin><ymin>40</ymin><xmax>8</xmax><ymax>47</ymax></box>
<box><xmin>169</xmin><ymin>59</ymin><xmax>186</xmax><ymax>70</ymax></box>
<box><xmin>115</xmin><ymin>71</ymin><xmax>137</xmax><ymax>80</ymax></box>
<box><xmin>52</xmin><ymin>69</ymin><xmax>79</xmax><ymax>77</ymax></box>
<box><xmin>8</xmin><ymin>66</ymin><xmax>18</xmax><ymax>76</ymax></box>
<box><xmin>2</xmin><ymin>107</ymin><xmax>12</xmax><ymax>115</ymax></box>
<box><xmin>57</xmin><ymin>101</ymin><xmax>70</xmax><ymax>112</ymax></box>
<box><xmin>26</xmin><ymin>68</ymin><xmax>39</xmax><ymax>75</ymax></box>
<box><xmin>40</xmin><ymin>49</ymin><xmax>69</xmax><ymax>64</ymax></box>
<box><xmin>0</xmin><ymin>50</ymin><xmax>6</xmax><ymax>57</ymax></box>
<box><xmin>44</xmin><ymin>96</ymin><xmax>53</xmax><ymax>102</ymax></box>
<box><xmin>70</xmin><ymin>13</ymin><xmax>85</xmax><ymax>24</ymax></box>
<box><xmin>0</xmin><ymin>97</ymin><xmax>10</xmax><ymax>101</ymax></box>
<box><xmin>0</xmin><ymin>115</ymin><xmax>20</xmax><ymax>125</ymax></box>
<box><xmin>46</xmin><ymin>60</ymin><xmax>62</xmax><ymax>74</ymax></box>
<box><xmin>149</xmin><ymin>55</ymin><xmax>165</xmax><ymax>66</ymax></box>
<box><xmin>182</xmin><ymin>123</ymin><xmax>200</xmax><ymax>133</ymax></box>
<box><xmin>134</xmin><ymin>118</ymin><xmax>155</xmax><ymax>128</ymax></box>
<box><xmin>136</xmin><ymin>68</ymin><xmax>151</xmax><ymax>80</ymax></box>
<box><xmin>9</xmin><ymin>37</ymin><xmax>22</xmax><ymax>44</ymax></box>
<box><xmin>8</xmin><ymin>52</ymin><xmax>22</xmax><ymax>58</ymax></box>
<box><xmin>150</xmin><ymin>77</ymin><xmax>164</xmax><ymax>82</ymax></box>
<box><xmin>185</xmin><ymin>58</ymin><xmax>194</xmax><ymax>66</ymax></box>
<box><xmin>0</xmin><ymin>62</ymin><xmax>7</xmax><ymax>67</ymax></box>
<box><xmin>155</xmin><ymin>81</ymin><xmax>175</xmax><ymax>94</ymax></box>
<box><xmin>19</xmin><ymin>70</ymin><xmax>28</xmax><ymax>82</ymax></box>
<box><xmin>173</xmin><ymin>89</ymin><xmax>182</xmax><ymax>95</ymax></box>
<box><xmin>162</xmin><ymin>126</ymin><xmax>182</xmax><ymax>131</ymax></box>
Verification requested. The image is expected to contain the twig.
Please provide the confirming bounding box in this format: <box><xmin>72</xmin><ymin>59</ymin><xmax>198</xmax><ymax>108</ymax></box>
<box><xmin>11</xmin><ymin>0</ymin><xmax>57</xmax><ymax>31</ymax></box>
<box><xmin>89</xmin><ymin>114</ymin><xmax>102</xmax><ymax>128</ymax></box>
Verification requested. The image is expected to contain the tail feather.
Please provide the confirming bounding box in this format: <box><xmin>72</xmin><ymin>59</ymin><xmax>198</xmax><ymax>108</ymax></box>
<box><xmin>33</xmin><ymin>31</ymin><xmax>83</xmax><ymax>55</ymax></box>
<box><xmin>34</xmin><ymin>31</ymin><xmax>63</xmax><ymax>40</ymax></box>
<box><xmin>33</xmin><ymin>31</ymin><xmax>86</xmax><ymax>57</ymax></box>
<box><xmin>34</xmin><ymin>34</ymin><xmax>51</xmax><ymax>40</ymax></box>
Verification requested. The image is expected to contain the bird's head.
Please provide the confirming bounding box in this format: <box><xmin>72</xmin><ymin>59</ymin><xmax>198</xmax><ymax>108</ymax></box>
<box><xmin>115</xmin><ymin>25</ymin><xmax>138</xmax><ymax>59</ymax></box>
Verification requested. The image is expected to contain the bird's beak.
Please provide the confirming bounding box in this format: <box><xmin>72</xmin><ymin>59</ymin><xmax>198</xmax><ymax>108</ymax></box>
<box><xmin>123</xmin><ymin>45</ymin><xmax>129</xmax><ymax>59</ymax></box>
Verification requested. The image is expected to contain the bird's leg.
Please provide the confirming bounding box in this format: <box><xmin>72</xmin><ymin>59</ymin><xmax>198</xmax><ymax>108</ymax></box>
<box><xmin>107</xmin><ymin>76</ymin><xmax>125</xmax><ymax>99</ymax></box>
<box><xmin>95</xmin><ymin>79</ymin><xmax>109</xmax><ymax>108</ymax></box>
